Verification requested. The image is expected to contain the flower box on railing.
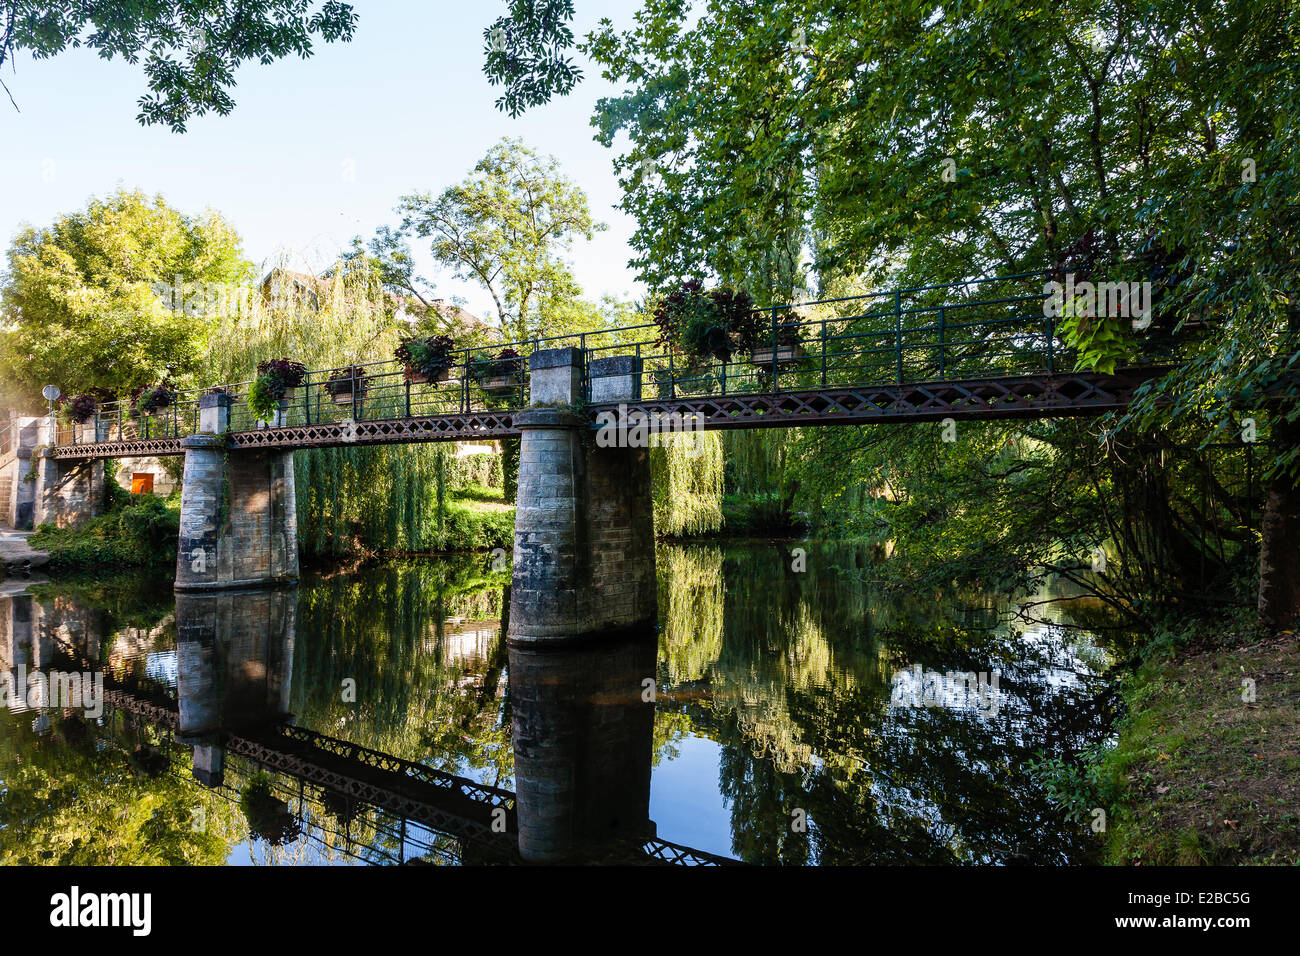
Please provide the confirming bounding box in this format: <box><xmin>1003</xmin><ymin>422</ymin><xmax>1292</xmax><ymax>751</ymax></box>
<box><xmin>469</xmin><ymin>348</ymin><xmax>524</xmax><ymax>396</ymax></box>
<box><xmin>480</xmin><ymin>371</ymin><xmax>523</xmax><ymax>395</ymax></box>
<box><xmin>396</xmin><ymin>335</ymin><xmax>456</xmax><ymax>386</ymax></box>
<box><xmin>405</xmin><ymin>367</ymin><xmax>452</xmax><ymax>386</ymax></box>
<box><xmin>749</xmin><ymin>343</ymin><xmax>806</xmax><ymax>366</ymax></box>
<box><xmin>325</xmin><ymin>366</ymin><xmax>370</xmax><ymax>407</ymax></box>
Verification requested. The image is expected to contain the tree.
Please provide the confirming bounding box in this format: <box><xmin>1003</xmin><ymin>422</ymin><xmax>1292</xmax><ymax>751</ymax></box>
<box><xmin>482</xmin><ymin>0</ymin><xmax>583</xmax><ymax>117</ymax></box>
<box><xmin>563</xmin><ymin>0</ymin><xmax>1300</xmax><ymax>627</ymax></box>
<box><xmin>394</xmin><ymin>138</ymin><xmax>603</xmax><ymax>342</ymax></box>
<box><xmin>0</xmin><ymin>0</ymin><xmax>357</xmax><ymax>131</ymax></box>
<box><xmin>331</xmin><ymin>229</ymin><xmax>453</xmax><ymax>330</ymax></box>
<box><xmin>0</xmin><ymin>187</ymin><xmax>254</xmax><ymax>408</ymax></box>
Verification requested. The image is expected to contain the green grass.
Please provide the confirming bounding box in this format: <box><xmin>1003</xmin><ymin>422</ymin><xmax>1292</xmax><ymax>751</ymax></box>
<box><xmin>1097</xmin><ymin>607</ymin><xmax>1300</xmax><ymax>865</ymax></box>
<box><xmin>434</xmin><ymin>499</ymin><xmax>513</xmax><ymax>552</ymax></box>
<box><xmin>448</xmin><ymin>483</ymin><xmax>508</xmax><ymax>506</ymax></box>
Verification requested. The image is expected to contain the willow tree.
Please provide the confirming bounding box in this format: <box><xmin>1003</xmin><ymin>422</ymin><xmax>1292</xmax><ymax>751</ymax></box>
<box><xmin>201</xmin><ymin>253</ymin><xmax>466</xmax><ymax>559</ymax></box>
<box><xmin>650</xmin><ymin>431</ymin><xmax>724</xmax><ymax>537</ymax></box>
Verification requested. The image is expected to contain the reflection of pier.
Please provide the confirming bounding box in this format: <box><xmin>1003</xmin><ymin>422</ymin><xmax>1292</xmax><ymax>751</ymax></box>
<box><xmin>0</xmin><ymin>591</ymin><xmax>735</xmax><ymax>866</ymax></box>
<box><xmin>98</xmin><ymin>682</ymin><xmax>732</xmax><ymax>865</ymax></box>
<box><xmin>510</xmin><ymin>631</ymin><xmax>659</xmax><ymax>862</ymax></box>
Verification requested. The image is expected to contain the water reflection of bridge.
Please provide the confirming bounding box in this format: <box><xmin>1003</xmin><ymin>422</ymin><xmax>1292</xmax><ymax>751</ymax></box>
<box><xmin>0</xmin><ymin>590</ymin><xmax>736</xmax><ymax>866</ymax></box>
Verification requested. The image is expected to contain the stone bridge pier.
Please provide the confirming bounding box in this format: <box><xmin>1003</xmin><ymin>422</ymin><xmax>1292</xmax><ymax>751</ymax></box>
<box><xmin>176</xmin><ymin>587</ymin><xmax>297</xmax><ymax>786</ymax></box>
<box><xmin>2</xmin><ymin>416</ymin><xmax>103</xmax><ymax>530</ymax></box>
<box><xmin>174</xmin><ymin>394</ymin><xmax>298</xmax><ymax>591</ymax></box>
<box><xmin>508</xmin><ymin>349</ymin><xmax>657</xmax><ymax>862</ymax></box>
<box><xmin>508</xmin><ymin>348</ymin><xmax>657</xmax><ymax>644</ymax></box>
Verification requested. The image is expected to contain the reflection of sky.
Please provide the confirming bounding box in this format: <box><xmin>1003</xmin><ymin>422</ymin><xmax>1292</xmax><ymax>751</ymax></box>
<box><xmin>145</xmin><ymin>650</ymin><xmax>178</xmax><ymax>690</ymax></box>
<box><xmin>648</xmin><ymin>734</ymin><xmax>735</xmax><ymax>859</ymax></box>
<box><xmin>643</xmin><ymin>571</ymin><xmax>1116</xmax><ymax>863</ymax></box>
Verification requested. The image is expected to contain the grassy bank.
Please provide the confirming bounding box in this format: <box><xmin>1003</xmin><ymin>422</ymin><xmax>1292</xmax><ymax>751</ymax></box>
<box><xmin>1100</xmin><ymin>605</ymin><xmax>1300</xmax><ymax>864</ymax></box>
<box><xmin>430</xmin><ymin>485</ymin><xmax>514</xmax><ymax>554</ymax></box>
<box><xmin>1036</xmin><ymin>592</ymin><xmax>1300</xmax><ymax>865</ymax></box>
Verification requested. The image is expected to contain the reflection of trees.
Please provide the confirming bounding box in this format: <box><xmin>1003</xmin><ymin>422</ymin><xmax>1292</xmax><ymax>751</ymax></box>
<box><xmin>658</xmin><ymin>543</ymin><xmax>1111</xmax><ymax>864</ymax></box>
<box><xmin>657</xmin><ymin>544</ymin><xmax>726</xmax><ymax>684</ymax></box>
<box><xmin>293</xmin><ymin>559</ymin><xmax>514</xmax><ymax>788</ymax></box>
<box><xmin>0</xmin><ymin>709</ymin><xmax>241</xmax><ymax>864</ymax></box>
<box><xmin>0</xmin><ymin>583</ymin><xmax>242</xmax><ymax>865</ymax></box>
<box><xmin>6</xmin><ymin>561</ymin><xmax>516</xmax><ymax>866</ymax></box>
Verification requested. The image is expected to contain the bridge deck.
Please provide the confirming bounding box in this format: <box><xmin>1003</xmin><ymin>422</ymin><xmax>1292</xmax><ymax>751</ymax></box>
<box><xmin>52</xmin><ymin>368</ymin><xmax>1167</xmax><ymax>459</ymax></box>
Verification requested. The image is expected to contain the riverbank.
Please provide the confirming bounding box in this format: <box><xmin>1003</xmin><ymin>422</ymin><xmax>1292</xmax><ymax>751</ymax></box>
<box><xmin>0</xmin><ymin>526</ymin><xmax>49</xmax><ymax>577</ymax></box>
<box><xmin>23</xmin><ymin>485</ymin><xmax>516</xmax><ymax>576</ymax></box>
<box><xmin>1102</xmin><ymin>603</ymin><xmax>1300</xmax><ymax>865</ymax></box>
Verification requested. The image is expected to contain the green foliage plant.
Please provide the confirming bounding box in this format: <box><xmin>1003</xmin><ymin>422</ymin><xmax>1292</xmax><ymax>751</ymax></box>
<box><xmin>395</xmin><ymin>335</ymin><xmax>456</xmax><ymax>381</ymax></box>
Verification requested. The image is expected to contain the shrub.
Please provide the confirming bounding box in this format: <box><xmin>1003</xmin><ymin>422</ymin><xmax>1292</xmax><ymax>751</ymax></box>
<box><xmin>31</xmin><ymin>495</ymin><xmax>179</xmax><ymax>570</ymax></box>
<box><xmin>115</xmin><ymin>494</ymin><xmax>180</xmax><ymax>558</ymax></box>
<box><xmin>652</xmin><ymin>280</ymin><xmax>703</xmax><ymax>346</ymax></box>
<box><xmin>1029</xmin><ymin>744</ymin><xmax>1121</xmax><ymax>827</ymax></box>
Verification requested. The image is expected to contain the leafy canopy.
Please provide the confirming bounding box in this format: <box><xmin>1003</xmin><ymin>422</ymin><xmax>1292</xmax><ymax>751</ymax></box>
<box><xmin>570</xmin><ymin>0</ymin><xmax>1299</xmax><ymax>465</ymax></box>
<box><xmin>0</xmin><ymin>187</ymin><xmax>254</xmax><ymax>408</ymax></box>
<box><xmin>0</xmin><ymin>0</ymin><xmax>357</xmax><ymax>131</ymax></box>
<box><xmin>482</xmin><ymin>0</ymin><xmax>582</xmax><ymax>117</ymax></box>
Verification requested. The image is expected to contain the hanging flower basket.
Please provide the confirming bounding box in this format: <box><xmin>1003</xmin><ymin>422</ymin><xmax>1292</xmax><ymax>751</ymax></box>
<box><xmin>395</xmin><ymin>335</ymin><xmax>457</xmax><ymax>385</ymax></box>
<box><xmin>654</xmin><ymin>283</ymin><xmax>758</xmax><ymax>363</ymax></box>
<box><xmin>747</xmin><ymin>312</ymin><xmax>807</xmax><ymax>366</ymax></box>
<box><xmin>254</xmin><ymin>358</ymin><xmax>307</xmax><ymax>401</ymax></box>
<box><xmin>135</xmin><ymin>385</ymin><xmax>176</xmax><ymax>417</ymax></box>
<box><xmin>62</xmin><ymin>393</ymin><xmax>99</xmax><ymax>425</ymax></box>
<box><xmin>470</xmin><ymin>348</ymin><xmax>524</xmax><ymax>395</ymax></box>
<box><xmin>325</xmin><ymin>366</ymin><xmax>370</xmax><ymax>406</ymax></box>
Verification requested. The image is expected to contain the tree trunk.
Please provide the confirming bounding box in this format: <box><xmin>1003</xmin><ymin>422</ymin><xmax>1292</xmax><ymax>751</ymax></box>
<box><xmin>1258</xmin><ymin>417</ymin><xmax>1300</xmax><ymax>629</ymax></box>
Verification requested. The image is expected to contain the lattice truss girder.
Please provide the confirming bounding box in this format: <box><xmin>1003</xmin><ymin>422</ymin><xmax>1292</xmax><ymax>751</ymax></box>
<box><xmin>53</xmin><ymin>371</ymin><xmax>1165</xmax><ymax>459</ymax></box>
<box><xmin>228</xmin><ymin>413</ymin><xmax>518</xmax><ymax>450</ymax></box>
<box><xmin>603</xmin><ymin>371</ymin><xmax>1162</xmax><ymax>431</ymax></box>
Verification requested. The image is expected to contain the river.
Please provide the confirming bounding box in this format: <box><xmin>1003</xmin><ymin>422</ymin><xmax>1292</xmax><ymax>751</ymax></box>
<box><xmin>0</xmin><ymin>541</ymin><xmax>1114</xmax><ymax>865</ymax></box>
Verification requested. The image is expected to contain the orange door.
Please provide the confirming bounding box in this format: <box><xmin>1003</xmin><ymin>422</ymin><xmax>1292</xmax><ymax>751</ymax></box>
<box><xmin>131</xmin><ymin>473</ymin><xmax>154</xmax><ymax>495</ymax></box>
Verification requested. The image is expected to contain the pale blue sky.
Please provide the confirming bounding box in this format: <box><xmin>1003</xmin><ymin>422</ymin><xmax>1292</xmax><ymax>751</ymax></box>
<box><xmin>0</xmin><ymin>0</ymin><xmax>645</xmax><ymax>323</ymax></box>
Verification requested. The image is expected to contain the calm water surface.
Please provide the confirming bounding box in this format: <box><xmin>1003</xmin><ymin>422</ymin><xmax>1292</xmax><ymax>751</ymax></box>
<box><xmin>0</xmin><ymin>542</ymin><xmax>1113</xmax><ymax>865</ymax></box>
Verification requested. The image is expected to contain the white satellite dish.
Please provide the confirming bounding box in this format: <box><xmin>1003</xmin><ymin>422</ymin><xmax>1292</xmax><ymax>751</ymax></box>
<box><xmin>42</xmin><ymin>385</ymin><xmax>61</xmax><ymax>402</ymax></box>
